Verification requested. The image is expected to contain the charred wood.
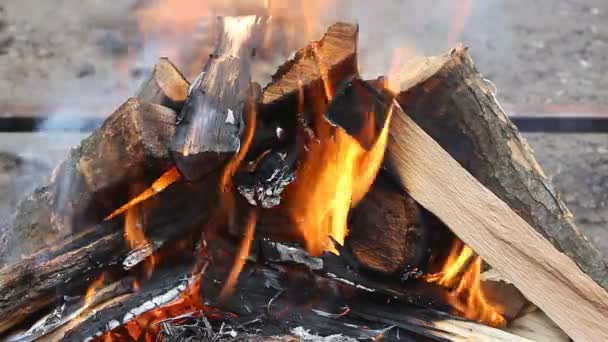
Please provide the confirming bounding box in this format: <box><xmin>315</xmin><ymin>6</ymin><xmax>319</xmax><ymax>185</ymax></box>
<box><xmin>171</xmin><ymin>16</ymin><xmax>264</xmax><ymax>181</ymax></box>
<box><xmin>0</xmin><ymin>175</ymin><xmax>219</xmax><ymax>335</ymax></box>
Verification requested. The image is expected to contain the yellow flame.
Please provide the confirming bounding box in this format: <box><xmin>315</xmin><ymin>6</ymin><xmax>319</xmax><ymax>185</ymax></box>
<box><xmin>84</xmin><ymin>273</ymin><xmax>107</xmax><ymax>306</ymax></box>
<box><xmin>125</xmin><ymin>205</ymin><xmax>156</xmax><ymax>280</ymax></box>
<box><xmin>219</xmin><ymin>209</ymin><xmax>258</xmax><ymax>301</ymax></box>
<box><xmin>284</xmin><ymin>89</ymin><xmax>392</xmax><ymax>256</ymax></box>
<box><xmin>426</xmin><ymin>239</ymin><xmax>506</xmax><ymax>327</ymax></box>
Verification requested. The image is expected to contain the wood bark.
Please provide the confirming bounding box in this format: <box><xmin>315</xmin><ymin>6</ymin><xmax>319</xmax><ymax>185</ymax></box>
<box><xmin>385</xmin><ymin>99</ymin><xmax>608</xmax><ymax>342</ymax></box>
<box><xmin>0</xmin><ymin>98</ymin><xmax>177</xmax><ymax>267</ymax></box>
<box><xmin>171</xmin><ymin>16</ymin><xmax>264</xmax><ymax>181</ymax></box>
<box><xmin>394</xmin><ymin>46</ymin><xmax>608</xmax><ymax>291</ymax></box>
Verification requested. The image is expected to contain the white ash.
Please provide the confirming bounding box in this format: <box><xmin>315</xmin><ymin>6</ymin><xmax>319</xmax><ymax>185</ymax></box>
<box><xmin>122</xmin><ymin>242</ymin><xmax>158</xmax><ymax>270</ymax></box>
<box><xmin>290</xmin><ymin>327</ymin><xmax>357</xmax><ymax>342</ymax></box>
<box><xmin>325</xmin><ymin>273</ymin><xmax>376</xmax><ymax>293</ymax></box>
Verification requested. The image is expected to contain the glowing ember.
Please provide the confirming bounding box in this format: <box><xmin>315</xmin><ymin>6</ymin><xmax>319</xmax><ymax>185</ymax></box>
<box><xmin>104</xmin><ymin>167</ymin><xmax>181</xmax><ymax>221</ymax></box>
<box><xmin>95</xmin><ymin>274</ymin><xmax>210</xmax><ymax>341</ymax></box>
<box><xmin>426</xmin><ymin>239</ymin><xmax>506</xmax><ymax>327</ymax></box>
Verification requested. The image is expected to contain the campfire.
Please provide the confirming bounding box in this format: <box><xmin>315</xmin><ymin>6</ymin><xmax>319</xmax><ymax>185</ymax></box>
<box><xmin>1</xmin><ymin>11</ymin><xmax>608</xmax><ymax>342</ymax></box>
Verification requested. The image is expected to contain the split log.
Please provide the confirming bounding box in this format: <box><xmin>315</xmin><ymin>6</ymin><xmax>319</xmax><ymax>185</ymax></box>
<box><xmin>0</xmin><ymin>98</ymin><xmax>178</xmax><ymax>267</ymax></box>
<box><xmin>260</xmin><ymin>22</ymin><xmax>359</xmax><ymax>117</ymax></box>
<box><xmin>385</xmin><ymin>99</ymin><xmax>608</xmax><ymax>342</ymax></box>
<box><xmin>136</xmin><ymin>57</ymin><xmax>190</xmax><ymax>110</ymax></box>
<box><xmin>171</xmin><ymin>15</ymin><xmax>264</xmax><ymax>181</ymax></box>
<box><xmin>394</xmin><ymin>46</ymin><xmax>608</xmax><ymax>291</ymax></box>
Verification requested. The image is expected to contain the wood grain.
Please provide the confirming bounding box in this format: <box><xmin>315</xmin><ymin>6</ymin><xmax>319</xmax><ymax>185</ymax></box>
<box><xmin>386</xmin><ymin>101</ymin><xmax>608</xmax><ymax>342</ymax></box>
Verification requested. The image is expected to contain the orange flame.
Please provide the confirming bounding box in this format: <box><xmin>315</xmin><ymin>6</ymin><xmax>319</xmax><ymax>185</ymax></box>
<box><xmin>426</xmin><ymin>239</ymin><xmax>506</xmax><ymax>327</ymax></box>
<box><xmin>84</xmin><ymin>272</ymin><xmax>109</xmax><ymax>306</ymax></box>
<box><xmin>96</xmin><ymin>273</ymin><xmax>209</xmax><ymax>341</ymax></box>
<box><xmin>284</xmin><ymin>91</ymin><xmax>392</xmax><ymax>256</ymax></box>
<box><xmin>104</xmin><ymin>167</ymin><xmax>181</xmax><ymax>221</ymax></box>
<box><xmin>219</xmin><ymin>209</ymin><xmax>258</xmax><ymax>301</ymax></box>
<box><xmin>125</xmin><ymin>206</ymin><xmax>156</xmax><ymax>279</ymax></box>
<box><xmin>448</xmin><ymin>0</ymin><xmax>474</xmax><ymax>46</ymax></box>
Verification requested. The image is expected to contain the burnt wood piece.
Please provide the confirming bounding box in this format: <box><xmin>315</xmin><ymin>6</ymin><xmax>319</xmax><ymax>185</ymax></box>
<box><xmin>385</xmin><ymin>99</ymin><xmax>608</xmax><ymax>342</ymax></box>
<box><xmin>235</xmin><ymin>143</ymin><xmax>298</xmax><ymax>209</ymax></box>
<box><xmin>137</xmin><ymin>57</ymin><xmax>190</xmax><ymax>110</ymax></box>
<box><xmin>0</xmin><ymin>174</ymin><xmax>219</xmax><ymax>336</ymax></box>
<box><xmin>0</xmin><ymin>98</ymin><xmax>177</xmax><ymax>267</ymax></box>
<box><xmin>348</xmin><ymin>174</ymin><xmax>429</xmax><ymax>275</ymax></box>
<box><xmin>393</xmin><ymin>46</ymin><xmax>608</xmax><ymax>292</ymax></box>
<box><xmin>260</xmin><ymin>22</ymin><xmax>359</xmax><ymax>120</ymax></box>
<box><xmin>171</xmin><ymin>16</ymin><xmax>264</xmax><ymax>181</ymax></box>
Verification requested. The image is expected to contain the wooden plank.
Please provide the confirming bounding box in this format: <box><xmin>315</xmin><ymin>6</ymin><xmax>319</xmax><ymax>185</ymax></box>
<box><xmin>385</xmin><ymin>101</ymin><xmax>608</xmax><ymax>342</ymax></box>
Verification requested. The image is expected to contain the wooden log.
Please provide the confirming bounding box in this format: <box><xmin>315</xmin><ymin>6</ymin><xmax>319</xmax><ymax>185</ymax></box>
<box><xmin>171</xmin><ymin>15</ymin><xmax>264</xmax><ymax>181</ymax></box>
<box><xmin>348</xmin><ymin>174</ymin><xmax>429</xmax><ymax>275</ymax></box>
<box><xmin>260</xmin><ymin>22</ymin><xmax>359</xmax><ymax>118</ymax></box>
<box><xmin>393</xmin><ymin>46</ymin><xmax>608</xmax><ymax>291</ymax></box>
<box><xmin>0</xmin><ymin>98</ymin><xmax>177</xmax><ymax>267</ymax></box>
<box><xmin>136</xmin><ymin>57</ymin><xmax>190</xmax><ymax>110</ymax></box>
<box><xmin>385</xmin><ymin>100</ymin><xmax>608</xmax><ymax>342</ymax></box>
<box><xmin>0</xmin><ymin>174</ymin><xmax>219</xmax><ymax>335</ymax></box>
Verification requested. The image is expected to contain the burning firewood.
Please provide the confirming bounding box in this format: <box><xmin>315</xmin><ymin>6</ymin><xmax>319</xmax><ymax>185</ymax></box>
<box><xmin>2</xmin><ymin>17</ymin><xmax>608</xmax><ymax>342</ymax></box>
<box><xmin>348</xmin><ymin>174</ymin><xmax>429</xmax><ymax>275</ymax></box>
<box><xmin>171</xmin><ymin>15</ymin><xmax>265</xmax><ymax>182</ymax></box>
<box><xmin>0</xmin><ymin>60</ymin><xmax>193</xmax><ymax>334</ymax></box>
<box><xmin>260</xmin><ymin>22</ymin><xmax>358</xmax><ymax>114</ymax></box>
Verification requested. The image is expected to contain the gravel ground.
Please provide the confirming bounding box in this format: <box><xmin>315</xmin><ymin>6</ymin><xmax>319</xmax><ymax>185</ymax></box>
<box><xmin>0</xmin><ymin>0</ymin><xmax>606</xmax><ymax>259</ymax></box>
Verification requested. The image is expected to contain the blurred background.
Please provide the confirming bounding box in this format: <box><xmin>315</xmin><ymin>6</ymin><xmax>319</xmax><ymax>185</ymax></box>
<box><xmin>0</xmin><ymin>0</ymin><xmax>606</xmax><ymax>256</ymax></box>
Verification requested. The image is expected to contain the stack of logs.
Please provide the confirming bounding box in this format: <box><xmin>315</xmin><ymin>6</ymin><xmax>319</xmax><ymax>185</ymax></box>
<box><xmin>0</xmin><ymin>16</ymin><xmax>607</xmax><ymax>342</ymax></box>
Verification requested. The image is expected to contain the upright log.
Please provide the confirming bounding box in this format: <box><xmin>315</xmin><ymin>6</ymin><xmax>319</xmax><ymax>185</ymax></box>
<box><xmin>394</xmin><ymin>46</ymin><xmax>608</xmax><ymax>290</ymax></box>
<box><xmin>171</xmin><ymin>16</ymin><xmax>264</xmax><ymax>181</ymax></box>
